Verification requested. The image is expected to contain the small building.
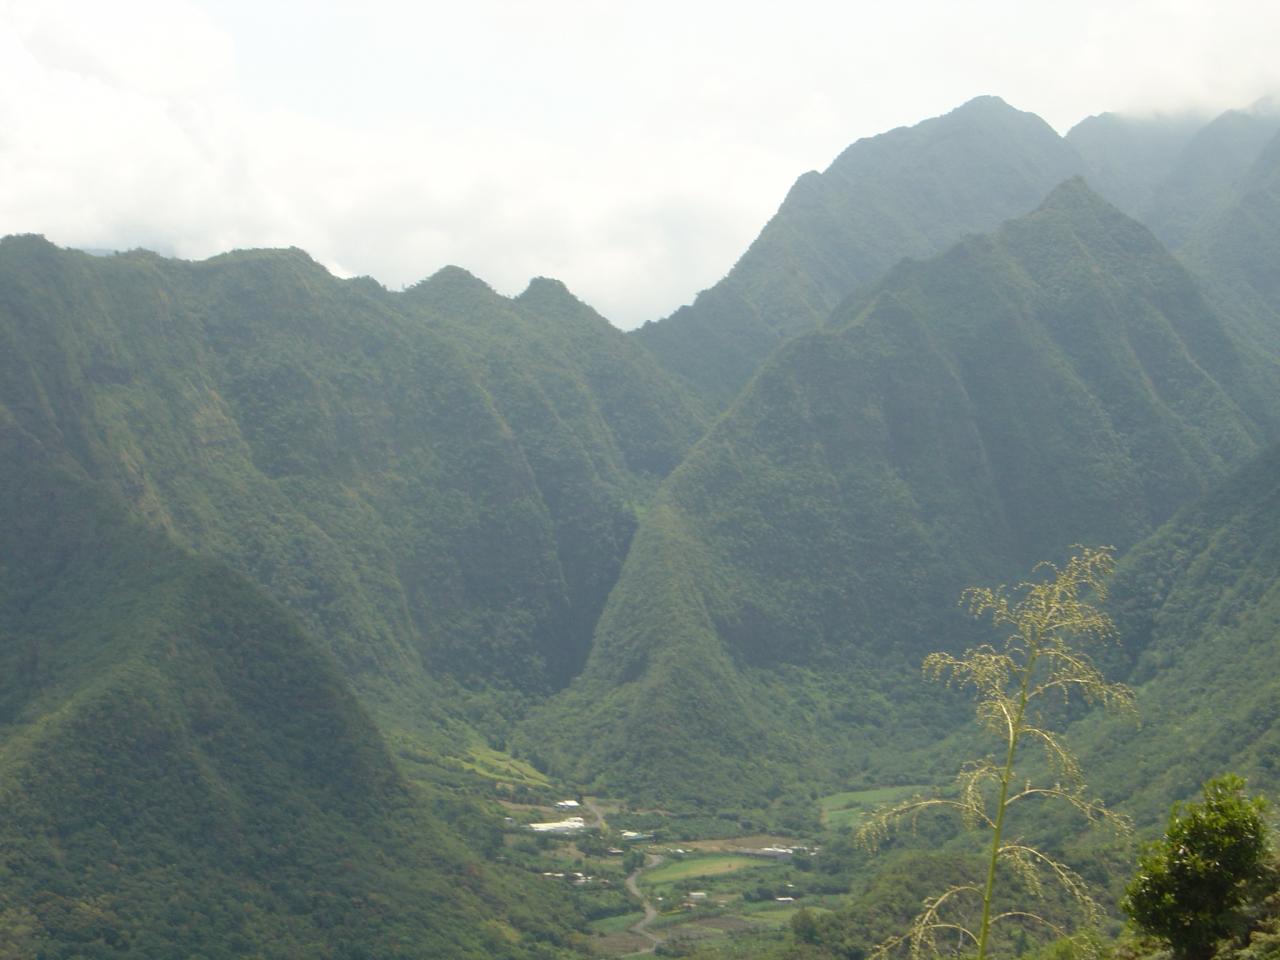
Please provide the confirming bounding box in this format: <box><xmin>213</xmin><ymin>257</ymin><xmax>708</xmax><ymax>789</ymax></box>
<box><xmin>554</xmin><ymin>799</ymin><xmax>581</xmax><ymax>810</ymax></box>
<box><xmin>528</xmin><ymin>816</ymin><xmax>589</xmax><ymax>834</ymax></box>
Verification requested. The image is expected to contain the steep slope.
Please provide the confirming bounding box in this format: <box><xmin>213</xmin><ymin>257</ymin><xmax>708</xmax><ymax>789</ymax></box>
<box><xmin>527</xmin><ymin>180</ymin><xmax>1278</xmax><ymax>807</ymax></box>
<box><xmin>0</xmin><ymin>235</ymin><xmax>705</xmax><ymax>711</ymax></box>
<box><xmin>1065</xmin><ymin>109</ymin><xmax>1205</xmax><ymax>216</ymax></box>
<box><xmin>1140</xmin><ymin>102</ymin><xmax>1280</xmax><ymax>248</ymax></box>
<box><xmin>1078</xmin><ymin>442</ymin><xmax>1280</xmax><ymax>826</ymax></box>
<box><xmin>1180</xmin><ymin>130</ymin><xmax>1280</xmax><ymax>354</ymax></box>
<box><xmin>1068</xmin><ymin>102</ymin><xmax>1280</xmax><ymax>250</ymax></box>
<box><xmin>632</xmin><ymin>96</ymin><xmax>1085</xmax><ymax>409</ymax></box>
<box><xmin>0</xmin><ymin>423</ymin><xmax>575</xmax><ymax>958</ymax></box>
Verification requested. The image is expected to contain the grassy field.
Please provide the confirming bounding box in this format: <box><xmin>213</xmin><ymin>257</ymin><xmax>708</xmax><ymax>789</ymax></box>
<box><xmin>587</xmin><ymin>911</ymin><xmax>646</xmax><ymax>935</ymax></box>
<box><xmin>459</xmin><ymin>743</ymin><xmax>553</xmax><ymax>786</ymax></box>
<box><xmin>642</xmin><ymin>855</ymin><xmax>766</xmax><ymax>887</ymax></box>
<box><xmin>818</xmin><ymin>784</ymin><xmax>931</xmax><ymax>828</ymax></box>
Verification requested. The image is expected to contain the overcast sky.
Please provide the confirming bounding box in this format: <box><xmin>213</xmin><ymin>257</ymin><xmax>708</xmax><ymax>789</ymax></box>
<box><xmin>3</xmin><ymin>0</ymin><xmax>1279</xmax><ymax>328</ymax></box>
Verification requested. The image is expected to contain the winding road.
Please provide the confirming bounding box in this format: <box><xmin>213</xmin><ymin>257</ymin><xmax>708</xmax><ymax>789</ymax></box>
<box><xmin>580</xmin><ymin>798</ymin><xmax>666</xmax><ymax>952</ymax></box>
<box><xmin>624</xmin><ymin>854</ymin><xmax>665</xmax><ymax>951</ymax></box>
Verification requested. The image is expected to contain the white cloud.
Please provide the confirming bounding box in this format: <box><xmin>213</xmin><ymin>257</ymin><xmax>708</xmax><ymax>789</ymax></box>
<box><xmin>2</xmin><ymin>0</ymin><xmax>1279</xmax><ymax>327</ymax></box>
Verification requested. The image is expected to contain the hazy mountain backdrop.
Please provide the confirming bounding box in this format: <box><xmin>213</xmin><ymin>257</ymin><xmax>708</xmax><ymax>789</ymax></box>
<box><xmin>2</xmin><ymin>94</ymin><xmax>1279</xmax><ymax>958</ymax></box>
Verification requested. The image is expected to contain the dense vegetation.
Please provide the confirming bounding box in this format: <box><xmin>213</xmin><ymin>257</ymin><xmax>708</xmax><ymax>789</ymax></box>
<box><xmin>0</xmin><ymin>235</ymin><xmax>704</xmax><ymax>707</ymax></box>
<box><xmin>1067</xmin><ymin>102</ymin><xmax>1280</xmax><ymax>251</ymax></box>
<box><xmin>3</xmin><ymin>92</ymin><xmax>1280</xmax><ymax>956</ymax></box>
<box><xmin>1075</xmin><ymin>441</ymin><xmax>1280</xmax><ymax>818</ymax></box>
<box><xmin>526</xmin><ymin>178</ymin><xmax>1280</xmax><ymax>808</ymax></box>
<box><xmin>632</xmin><ymin>96</ymin><xmax>1086</xmax><ymax>409</ymax></box>
<box><xmin>0</xmin><ymin>446</ymin><xmax>576</xmax><ymax>957</ymax></box>
<box><xmin>0</xmin><ymin>235</ymin><xmax>708</xmax><ymax>955</ymax></box>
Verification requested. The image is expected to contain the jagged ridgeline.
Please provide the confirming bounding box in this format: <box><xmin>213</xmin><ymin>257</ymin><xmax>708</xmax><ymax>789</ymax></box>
<box><xmin>0</xmin><ymin>235</ymin><xmax>705</xmax><ymax>705</ymax></box>
<box><xmin>0</xmin><ymin>430</ymin><xmax>575</xmax><ymax>957</ymax></box>
<box><xmin>1068</xmin><ymin>100</ymin><xmax>1280</xmax><ymax>250</ymax></box>
<box><xmin>632</xmin><ymin>96</ymin><xmax>1086</xmax><ymax>409</ymax></box>
<box><xmin>1076</xmin><ymin>440</ymin><xmax>1280</xmax><ymax>824</ymax></box>
<box><xmin>1067</xmin><ymin>101</ymin><xmax>1280</xmax><ymax>356</ymax></box>
<box><xmin>526</xmin><ymin>180</ymin><xmax>1280</xmax><ymax>807</ymax></box>
<box><xmin>1181</xmin><ymin>128</ymin><xmax>1280</xmax><ymax>354</ymax></box>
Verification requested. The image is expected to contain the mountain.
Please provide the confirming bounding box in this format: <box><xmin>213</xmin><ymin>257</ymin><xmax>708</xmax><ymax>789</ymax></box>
<box><xmin>1078</xmin><ymin>441</ymin><xmax>1280</xmax><ymax>826</ymax></box>
<box><xmin>0</xmin><ymin>232</ymin><xmax>713</xmax><ymax>953</ymax></box>
<box><xmin>631</xmin><ymin>96</ymin><xmax>1086</xmax><ymax>409</ymax></box>
<box><xmin>0</xmin><ymin>235</ymin><xmax>705</xmax><ymax>712</ymax></box>
<box><xmin>526</xmin><ymin>179</ymin><xmax>1279</xmax><ymax>807</ymax></box>
<box><xmin>1069</xmin><ymin>104</ymin><xmax>1280</xmax><ymax>379</ymax></box>
<box><xmin>1068</xmin><ymin>101</ymin><xmax>1280</xmax><ymax>250</ymax></box>
<box><xmin>1179</xmin><ymin>129</ymin><xmax>1280</xmax><ymax>354</ymax></box>
<box><xmin>0</xmin><ymin>427</ymin><xmax>575</xmax><ymax>958</ymax></box>
<box><xmin>1064</xmin><ymin>109</ymin><xmax>1207</xmax><ymax>216</ymax></box>
<box><xmin>0</xmin><ymin>234</ymin><xmax>714</xmax><ymax>954</ymax></box>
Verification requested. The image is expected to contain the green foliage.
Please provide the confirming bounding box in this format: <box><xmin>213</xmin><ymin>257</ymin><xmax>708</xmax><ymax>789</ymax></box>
<box><xmin>1078</xmin><ymin>442</ymin><xmax>1280</xmax><ymax>823</ymax></box>
<box><xmin>0</xmin><ymin>234</ymin><xmax>708</xmax><ymax>957</ymax></box>
<box><xmin>634</xmin><ymin>95</ymin><xmax>1085</xmax><ymax>409</ymax></box>
<box><xmin>534</xmin><ymin>177</ymin><xmax>1274</xmax><ymax>809</ymax></box>
<box><xmin>0</xmin><ymin>236</ymin><xmax>704</xmax><ymax>702</ymax></box>
<box><xmin>1123</xmin><ymin>775</ymin><xmax>1273</xmax><ymax>960</ymax></box>
<box><xmin>3</xmin><ymin>94</ymin><xmax>1280</xmax><ymax>959</ymax></box>
<box><xmin>0</xmin><ymin>448</ymin><xmax>580</xmax><ymax>957</ymax></box>
<box><xmin>859</xmin><ymin>547</ymin><xmax>1134</xmax><ymax>960</ymax></box>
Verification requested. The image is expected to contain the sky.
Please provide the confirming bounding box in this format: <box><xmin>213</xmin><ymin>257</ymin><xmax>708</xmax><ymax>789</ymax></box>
<box><xmin>3</xmin><ymin>0</ymin><xmax>1279</xmax><ymax>328</ymax></box>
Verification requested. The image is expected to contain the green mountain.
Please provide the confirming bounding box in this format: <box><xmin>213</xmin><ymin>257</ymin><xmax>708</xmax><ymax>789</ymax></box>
<box><xmin>1068</xmin><ymin>101</ymin><xmax>1280</xmax><ymax>250</ymax></box>
<box><xmin>526</xmin><ymin>179</ymin><xmax>1279</xmax><ymax>807</ymax></box>
<box><xmin>0</xmin><ymin>235</ymin><xmax>704</xmax><ymax>711</ymax></box>
<box><xmin>1180</xmin><ymin>130</ymin><xmax>1280</xmax><ymax>354</ymax></box>
<box><xmin>1064</xmin><ymin>109</ymin><xmax>1206</xmax><ymax>216</ymax></box>
<box><xmin>0</xmin><ymin>429</ymin><xmax>575</xmax><ymax>958</ymax></box>
<box><xmin>1069</xmin><ymin>104</ymin><xmax>1280</xmax><ymax>382</ymax></box>
<box><xmin>0</xmin><ymin>233</ymin><xmax>711</xmax><ymax>953</ymax></box>
<box><xmin>631</xmin><ymin>96</ymin><xmax>1085</xmax><ymax>409</ymax></box>
<box><xmin>1075</xmin><ymin>441</ymin><xmax>1280</xmax><ymax>826</ymax></box>
<box><xmin>6</xmin><ymin>92</ymin><xmax>1280</xmax><ymax>957</ymax></box>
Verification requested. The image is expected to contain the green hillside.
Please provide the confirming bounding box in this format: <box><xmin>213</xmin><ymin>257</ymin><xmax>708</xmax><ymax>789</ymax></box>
<box><xmin>632</xmin><ymin>96</ymin><xmax>1085</xmax><ymax>409</ymax></box>
<box><xmin>1067</xmin><ymin>102</ymin><xmax>1280</xmax><ymax>250</ymax></box>
<box><xmin>0</xmin><ymin>430</ymin><xmax>576</xmax><ymax>957</ymax></box>
<box><xmin>1180</xmin><ymin>130</ymin><xmax>1280</xmax><ymax>355</ymax></box>
<box><xmin>5</xmin><ymin>92</ymin><xmax>1280</xmax><ymax>960</ymax></box>
<box><xmin>0</xmin><ymin>235</ymin><xmax>703</xmax><ymax>709</ymax></box>
<box><xmin>1078</xmin><ymin>442</ymin><xmax>1280</xmax><ymax>825</ymax></box>
<box><xmin>1068</xmin><ymin>106</ymin><xmax>1280</xmax><ymax>405</ymax></box>
<box><xmin>527</xmin><ymin>180</ymin><xmax>1279</xmax><ymax>807</ymax></box>
<box><xmin>0</xmin><ymin>234</ymin><xmax>707</xmax><ymax>953</ymax></box>
<box><xmin>1065</xmin><ymin>109</ymin><xmax>1206</xmax><ymax>217</ymax></box>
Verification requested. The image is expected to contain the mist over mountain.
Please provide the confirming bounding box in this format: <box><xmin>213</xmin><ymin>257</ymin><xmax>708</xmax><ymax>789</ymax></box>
<box><xmin>632</xmin><ymin>96</ymin><xmax>1086</xmax><ymax>409</ymax></box>
<box><xmin>2</xmin><ymin>91</ymin><xmax>1280</xmax><ymax>958</ymax></box>
<box><xmin>1180</xmin><ymin>128</ymin><xmax>1280</xmax><ymax>354</ymax></box>
<box><xmin>1066</xmin><ymin>101</ymin><xmax>1280</xmax><ymax>260</ymax></box>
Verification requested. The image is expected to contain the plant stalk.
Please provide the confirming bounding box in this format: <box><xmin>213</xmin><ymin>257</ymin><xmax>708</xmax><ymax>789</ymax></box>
<box><xmin>975</xmin><ymin>648</ymin><xmax>1036</xmax><ymax>960</ymax></box>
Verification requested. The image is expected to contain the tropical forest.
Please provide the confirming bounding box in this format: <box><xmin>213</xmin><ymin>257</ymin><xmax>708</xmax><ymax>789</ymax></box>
<box><xmin>3</xmin><ymin>93</ymin><xmax>1280</xmax><ymax>960</ymax></box>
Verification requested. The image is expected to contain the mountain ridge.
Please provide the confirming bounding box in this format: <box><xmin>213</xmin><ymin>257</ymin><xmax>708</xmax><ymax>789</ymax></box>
<box><xmin>525</xmin><ymin>177</ymin><xmax>1278</xmax><ymax>806</ymax></box>
<box><xmin>630</xmin><ymin>95</ymin><xmax>1087</xmax><ymax>409</ymax></box>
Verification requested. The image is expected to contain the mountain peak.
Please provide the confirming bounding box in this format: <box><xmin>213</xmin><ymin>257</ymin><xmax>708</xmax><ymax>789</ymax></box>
<box><xmin>403</xmin><ymin>264</ymin><xmax>495</xmax><ymax>302</ymax></box>
<box><xmin>517</xmin><ymin>275</ymin><xmax>576</xmax><ymax>303</ymax></box>
<box><xmin>1039</xmin><ymin>174</ymin><xmax>1104</xmax><ymax>207</ymax></box>
<box><xmin>952</xmin><ymin>94</ymin><xmax>1014</xmax><ymax>114</ymax></box>
<box><xmin>424</xmin><ymin>264</ymin><xmax>486</xmax><ymax>286</ymax></box>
